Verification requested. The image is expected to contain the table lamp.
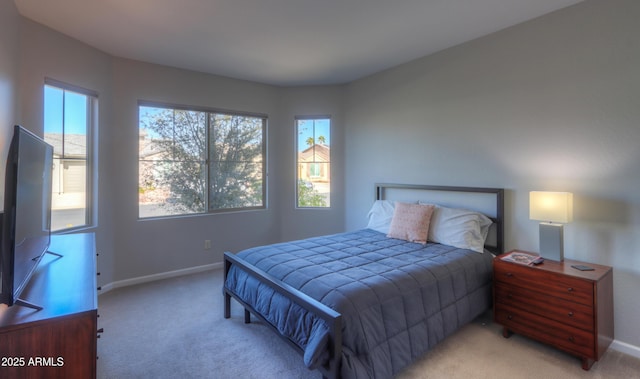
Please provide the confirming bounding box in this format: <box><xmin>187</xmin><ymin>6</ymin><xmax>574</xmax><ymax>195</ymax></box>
<box><xmin>529</xmin><ymin>191</ymin><xmax>573</xmax><ymax>261</ymax></box>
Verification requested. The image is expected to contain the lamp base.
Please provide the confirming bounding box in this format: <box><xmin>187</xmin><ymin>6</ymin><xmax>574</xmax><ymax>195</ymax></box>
<box><xmin>539</xmin><ymin>222</ymin><xmax>564</xmax><ymax>261</ymax></box>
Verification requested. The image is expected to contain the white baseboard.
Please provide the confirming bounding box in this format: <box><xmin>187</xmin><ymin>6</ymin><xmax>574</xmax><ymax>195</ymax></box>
<box><xmin>610</xmin><ymin>339</ymin><xmax>640</xmax><ymax>359</ymax></box>
<box><xmin>99</xmin><ymin>262</ymin><xmax>223</xmax><ymax>294</ymax></box>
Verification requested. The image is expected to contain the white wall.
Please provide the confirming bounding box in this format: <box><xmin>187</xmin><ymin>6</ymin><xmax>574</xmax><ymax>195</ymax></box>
<box><xmin>0</xmin><ymin>0</ymin><xmax>20</xmax><ymax>203</ymax></box>
<box><xmin>344</xmin><ymin>0</ymin><xmax>640</xmax><ymax>351</ymax></box>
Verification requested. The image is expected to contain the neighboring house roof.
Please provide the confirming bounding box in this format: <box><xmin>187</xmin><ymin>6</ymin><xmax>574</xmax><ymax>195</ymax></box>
<box><xmin>44</xmin><ymin>133</ymin><xmax>86</xmax><ymax>158</ymax></box>
<box><xmin>139</xmin><ymin>134</ymin><xmax>169</xmax><ymax>160</ymax></box>
<box><xmin>299</xmin><ymin>144</ymin><xmax>330</xmax><ymax>162</ymax></box>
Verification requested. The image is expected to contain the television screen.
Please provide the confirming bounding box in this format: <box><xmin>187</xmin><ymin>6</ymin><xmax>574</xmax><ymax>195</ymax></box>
<box><xmin>0</xmin><ymin>125</ymin><xmax>54</xmax><ymax>307</ymax></box>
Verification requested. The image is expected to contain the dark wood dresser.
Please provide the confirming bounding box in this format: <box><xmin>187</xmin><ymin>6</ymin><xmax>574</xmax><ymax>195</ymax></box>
<box><xmin>493</xmin><ymin>252</ymin><xmax>614</xmax><ymax>370</ymax></box>
<box><xmin>0</xmin><ymin>233</ymin><xmax>98</xmax><ymax>378</ymax></box>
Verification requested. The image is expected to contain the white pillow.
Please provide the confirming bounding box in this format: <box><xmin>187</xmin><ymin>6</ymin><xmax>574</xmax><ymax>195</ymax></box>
<box><xmin>424</xmin><ymin>205</ymin><xmax>493</xmax><ymax>253</ymax></box>
<box><xmin>366</xmin><ymin>200</ymin><xmax>395</xmax><ymax>233</ymax></box>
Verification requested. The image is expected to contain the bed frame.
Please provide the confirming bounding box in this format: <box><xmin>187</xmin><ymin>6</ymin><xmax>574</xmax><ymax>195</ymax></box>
<box><xmin>223</xmin><ymin>183</ymin><xmax>504</xmax><ymax>379</ymax></box>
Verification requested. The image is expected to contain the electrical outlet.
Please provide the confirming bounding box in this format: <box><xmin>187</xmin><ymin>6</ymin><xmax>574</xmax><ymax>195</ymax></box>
<box><xmin>204</xmin><ymin>240</ymin><xmax>211</xmax><ymax>250</ymax></box>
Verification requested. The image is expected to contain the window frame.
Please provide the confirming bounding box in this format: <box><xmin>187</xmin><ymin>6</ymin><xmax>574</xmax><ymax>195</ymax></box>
<box><xmin>138</xmin><ymin>100</ymin><xmax>268</xmax><ymax>219</ymax></box>
<box><xmin>295</xmin><ymin>115</ymin><xmax>331</xmax><ymax>209</ymax></box>
<box><xmin>44</xmin><ymin>77</ymin><xmax>97</xmax><ymax>232</ymax></box>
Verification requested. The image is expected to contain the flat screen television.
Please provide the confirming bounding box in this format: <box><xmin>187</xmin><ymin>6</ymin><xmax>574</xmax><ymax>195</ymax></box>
<box><xmin>0</xmin><ymin>125</ymin><xmax>54</xmax><ymax>310</ymax></box>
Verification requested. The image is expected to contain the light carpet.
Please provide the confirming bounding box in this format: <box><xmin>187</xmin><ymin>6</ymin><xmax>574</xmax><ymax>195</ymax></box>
<box><xmin>97</xmin><ymin>269</ymin><xmax>640</xmax><ymax>378</ymax></box>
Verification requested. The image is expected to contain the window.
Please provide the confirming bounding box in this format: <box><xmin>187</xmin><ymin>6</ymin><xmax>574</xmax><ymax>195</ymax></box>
<box><xmin>138</xmin><ymin>103</ymin><xmax>266</xmax><ymax>218</ymax></box>
<box><xmin>309</xmin><ymin>163</ymin><xmax>321</xmax><ymax>178</ymax></box>
<box><xmin>296</xmin><ymin>117</ymin><xmax>330</xmax><ymax>208</ymax></box>
<box><xmin>44</xmin><ymin>79</ymin><xmax>96</xmax><ymax>231</ymax></box>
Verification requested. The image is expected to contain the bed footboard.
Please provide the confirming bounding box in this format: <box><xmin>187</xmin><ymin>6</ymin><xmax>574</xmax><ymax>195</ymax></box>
<box><xmin>223</xmin><ymin>251</ymin><xmax>343</xmax><ymax>379</ymax></box>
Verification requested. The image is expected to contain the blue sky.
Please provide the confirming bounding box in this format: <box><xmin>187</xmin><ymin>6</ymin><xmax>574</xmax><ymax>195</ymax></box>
<box><xmin>297</xmin><ymin>118</ymin><xmax>330</xmax><ymax>152</ymax></box>
<box><xmin>44</xmin><ymin>85</ymin><xmax>87</xmax><ymax>136</ymax></box>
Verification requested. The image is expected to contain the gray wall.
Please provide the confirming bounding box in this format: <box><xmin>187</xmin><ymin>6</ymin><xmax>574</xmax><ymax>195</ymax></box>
<box><xmin>16</xmin><ymin>18</ymin><xmax>117</xmax><ymax>287</ymax></box>
<box><xmin>9</xmin><ymin>15</ymin><xmax>346</xmax><ymax>286</ymax></box>
<box><xmin>108</xmin><ymin>60</ymin><xmax>345</xmax><ymax>281</ymax></box>
<box><xmin>277</xmin><ymin>86</ymin><xmax>345</xmax><ymax>241</ymax></box>
<box><xmin>109</xmin><ymin>58</ymin><xmax>282</xmax><ymax>281</ymax></box>
<box><xmin>344</xmin><ymin>0</ymin><xmax>640</xmax><ymax>350</ymax></box>
<box><xmin>0</xmin><ymin>0</ymin><xmax>19</xmax><ymax>202</ymax></box>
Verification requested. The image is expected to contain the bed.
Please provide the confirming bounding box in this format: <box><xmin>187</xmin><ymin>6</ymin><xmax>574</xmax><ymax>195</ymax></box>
<box><xmin>223</xmin><ymin>183</ymin><xmax>504</xmax><ymax>379</ymax></box>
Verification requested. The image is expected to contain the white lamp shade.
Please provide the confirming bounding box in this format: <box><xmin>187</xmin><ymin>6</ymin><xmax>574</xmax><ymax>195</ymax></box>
<box><xmin>529</xmin><ymin>191</ymin><xmax>573</xmax><ymax>223</ymax></box>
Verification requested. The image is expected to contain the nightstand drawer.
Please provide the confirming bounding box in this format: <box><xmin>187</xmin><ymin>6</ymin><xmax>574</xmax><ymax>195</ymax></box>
<box><xmin>493</xmin><ymin>253</ymin><xmax>614</xmax><ymax>370</ymax></box>
<box><xmin>494</xmin><ymin>282</ymin><xmax>594</xmax><ymax>331</ymax></box>
<box><xmin>494</xmin><ymin>260</ymin><xmax>594</xmax><ymax>306</ymax></box>
<box><xmin>495</xmin><ymin>303</ymin><xmax>595</xmax><ymax>358</ymax></box>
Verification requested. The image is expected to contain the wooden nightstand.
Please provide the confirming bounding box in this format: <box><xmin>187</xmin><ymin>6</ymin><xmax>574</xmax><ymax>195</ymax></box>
<box><xmin>493</xmin><ymin>251</ymin><xmax>614</xmax><ymax>370</ymax></box>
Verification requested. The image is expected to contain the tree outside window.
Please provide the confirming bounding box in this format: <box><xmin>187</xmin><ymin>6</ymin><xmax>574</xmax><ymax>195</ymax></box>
<box><xmin>138</xmin><ymin>104</ymin><xmax>266</xmax><ymax>218</ymax></box>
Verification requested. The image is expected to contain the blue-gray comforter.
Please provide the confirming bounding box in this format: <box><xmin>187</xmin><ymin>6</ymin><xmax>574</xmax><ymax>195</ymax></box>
<box><xmin>224</xmin><ymin>229</ymin><xmax>493</xmax><ymax>378</ymax></box>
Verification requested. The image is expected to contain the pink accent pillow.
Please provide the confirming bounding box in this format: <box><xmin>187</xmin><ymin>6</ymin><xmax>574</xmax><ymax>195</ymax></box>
<box><xmin>387</xmin><ymin>202</ymin><xmax>435</xmax><ymax>244</ymax></box>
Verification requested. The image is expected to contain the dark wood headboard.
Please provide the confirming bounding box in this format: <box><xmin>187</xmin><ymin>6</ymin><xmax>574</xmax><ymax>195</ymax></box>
<box><xmin>375</xmin><ymin>183</ymin><xmax>505</xmax><ymax>254</ymax></box>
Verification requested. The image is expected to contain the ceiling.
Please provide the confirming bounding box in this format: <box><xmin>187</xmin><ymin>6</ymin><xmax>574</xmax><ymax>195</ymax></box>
<box><xmin>15</xmin><ymin>0</ymin><xmax>583</xmax><ymax>86</ymax></box>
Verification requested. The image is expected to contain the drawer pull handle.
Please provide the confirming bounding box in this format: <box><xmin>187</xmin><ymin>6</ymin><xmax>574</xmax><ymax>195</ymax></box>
<box><xmin>506</xmin><ymin>272</ymin><xmax>513</xmax><ymax>277</ymax></box>
<box><xmin>507</xmin><ymin>315</ymin><xmax>513</xmax><ymax>320</ymax></box>
<box><xmin>568</xmin><ymin>311</ymin><xmax>574</xmax><ymax>317</ymax></box>
<box><xmin>507</xmin><ymin>293</ymin><xmax>513</xmax><ymax>299</ymax></box>
<box><xmin>567</xmin><ymin>287</ymin><xmax>574</xmax><ymax>292</ymax></box>
<box><xmin>568</xmin><ymin>336</ymin><xmax>575</xmax><ymax>342</ymax></box>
